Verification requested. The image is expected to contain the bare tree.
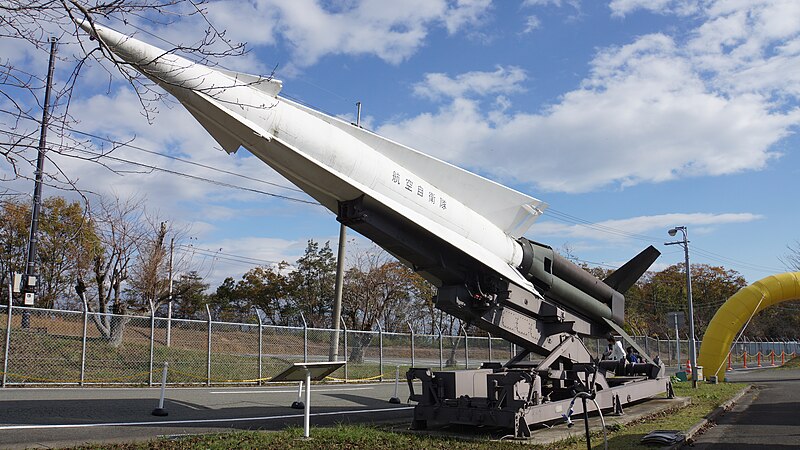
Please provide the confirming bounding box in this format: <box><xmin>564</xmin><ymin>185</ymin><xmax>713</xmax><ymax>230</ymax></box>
<box><xmin>341</xmin><ymin>246</ymin><xmax>431</xmax><ymax>363</ymax></box>
<box><xmin>1</xmin><ymin>1</ymin><xmax>245</xmax><ymax>192</ymax></box>
<box><xmin>84</xmin><ymin>194</ymin><xmax>148</xmax><ymax>346</ymax></box>
<box><xmin>781</xmin><ymin>241</ymin><xmax>800</xmax><ymax>271</ymax></box>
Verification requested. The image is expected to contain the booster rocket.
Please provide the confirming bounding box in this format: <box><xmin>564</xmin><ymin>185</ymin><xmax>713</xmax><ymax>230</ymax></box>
<box><xmin>80</xmin><ymin>22</ymin><xmax>659</xmax><ymax>340</ymax></box>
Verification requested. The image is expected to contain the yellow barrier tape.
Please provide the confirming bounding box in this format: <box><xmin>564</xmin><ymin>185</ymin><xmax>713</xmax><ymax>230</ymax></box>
<box><xmin>169</xmin><ymin>368</ymin><xmax>272</xmax><ymax>383</ymax></box>
<box><xmin>1</xmin><ymin>368</ymin><xmax>390</xmax><ymax>385</ymax></box>
<box><xmin>325</xmin><ymin>373</ymin><xmax>384</xmax><ymax>382</ymax></box>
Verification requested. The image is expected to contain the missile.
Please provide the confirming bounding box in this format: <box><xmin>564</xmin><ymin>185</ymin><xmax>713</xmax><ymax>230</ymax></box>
<box><xmin>79</xmin><ymin>22</ymin><xmax>659</xmax><ymax>329</ymax></box>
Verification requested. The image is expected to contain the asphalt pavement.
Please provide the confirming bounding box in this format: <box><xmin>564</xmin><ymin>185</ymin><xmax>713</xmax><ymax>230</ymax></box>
<box><xmin>688</xmin><ymin>366</ymin><xmax>800</xmax><ymax>449</ymax></box>
<box><xmin>0</xmin><ymin>382</ymin><xmax>414</xmax><ymax>449</ymax></box>
<box><xmin>0</xmin><ymin>364</ymin><xmax>795</xmax><ymax>449</ymax></box>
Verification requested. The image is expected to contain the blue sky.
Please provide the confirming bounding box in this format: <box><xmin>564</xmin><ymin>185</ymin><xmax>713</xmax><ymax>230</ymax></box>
<box><xmin>3</xmin><ymin>0</ymin><xmax>799</xmax><ymax>288</ymax></box>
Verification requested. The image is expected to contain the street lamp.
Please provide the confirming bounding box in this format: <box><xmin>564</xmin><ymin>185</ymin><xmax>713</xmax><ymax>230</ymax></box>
<box><xmin>666</xmin><ymin>226</ymin><xmax>698</xmax><ymax>388</ymax></box>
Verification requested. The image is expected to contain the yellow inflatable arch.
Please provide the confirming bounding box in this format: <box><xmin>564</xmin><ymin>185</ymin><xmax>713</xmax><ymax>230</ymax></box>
<box><xmin>698</xmin><ymin>272</ymin><xmax>800</xmax><ymax>382</ymax></box>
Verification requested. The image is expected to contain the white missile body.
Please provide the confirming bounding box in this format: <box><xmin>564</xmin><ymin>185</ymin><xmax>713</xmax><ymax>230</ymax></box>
<box><xmin>82</xmin><ymin>23</ymin><xmax>547</xmax><ymax>297</ymax></box>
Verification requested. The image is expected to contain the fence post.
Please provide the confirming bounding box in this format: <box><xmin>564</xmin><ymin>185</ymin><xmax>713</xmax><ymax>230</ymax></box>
<box><xmin>656</xmin><ymin>337</ymin><xmax>660</xmax><ymax>362</ymax></box>
<box><xmin>80</xmin><ymin>294</ymin><xmax>89</xmax><ymax>386</ymax></box>
<box><xmin>376</xmin><ymin>322</ymin><xmax>384</xmax><ymax>382</ymax></box>
<box><xmin>407</xmin><ymin>321</ymin><xmax>415</xmax><ymax>368</ymax></box>
<box><xmin>3</xmin><ymin>283</ymin><xmax>12</xmax><ymax>387</ymax></box>
<box><xmin>488</xmin><ymin>333</ymin><xmax>493</xmax><ymax>362</ymax></box>
<box><xmin>255</xmin><ymin>308</ymin><xmax>263</xmax><ymax>386</ymax></box>
<box><xmin>206</xmin><ymin>305</ymin><xmax>212</xmax><ymax>386</ymax></box>
<box><xmin>341</xmin><ymin>317</ymin><xmax>348</xmax><ymax>382</ymax></box>
<box><xmin>463</xmin><ymin>326</ymin><xmax>469</xmax><ymax>369</ymax></box>
<box><xmin>435</xmin><ymin>325</ymin><xmax>443</xmax><ymax>370</ymax></box>
<box><xmin>299</xmin><ymin>312</ymin><xmax>308</xmax><ymax>363</ymax></box>
<box><xmin>149</xmin><ymin>300</ymin><xmax>156</xmax><ymax>386</ymax></box>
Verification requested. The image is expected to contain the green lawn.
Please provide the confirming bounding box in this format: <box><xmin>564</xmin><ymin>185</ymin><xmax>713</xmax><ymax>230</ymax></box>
<box><xmin>556</xmin><ymin>380</ymin><xmax>746</xmax><ymax>449</ymax></box>
<box><xmin>777</xmin><ymin>354</ymin><xmax>800</xmax><ymax>369</ymax></box>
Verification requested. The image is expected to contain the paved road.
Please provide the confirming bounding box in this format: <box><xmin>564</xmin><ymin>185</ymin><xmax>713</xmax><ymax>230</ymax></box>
<box><xmin>690</xmin><ymin>366</ymin><xmax>800</xmax><ymax>449</ymax></box>
<box><xmin>0</xmin><ymin>382</ymin><xmax>414</xmax><ymax>449</ymax></box>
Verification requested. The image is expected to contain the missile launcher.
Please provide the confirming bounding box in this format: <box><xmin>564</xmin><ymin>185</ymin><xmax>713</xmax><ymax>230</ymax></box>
<box><xmin>80</xmin><ymin>21</ymin><xmax>670</xmax><ymax>437</ymax></box>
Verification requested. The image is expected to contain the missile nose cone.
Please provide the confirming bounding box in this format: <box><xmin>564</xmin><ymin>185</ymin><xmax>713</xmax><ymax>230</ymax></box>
<box><xmin>76</xmin><ymin>19</ymin><xmax>93</xmax><ymax>36</ymax></box>
<box><xmin>75</xmin><ymin>20</ymin><xmax>208</xmax><ymax>96</ymax></box>
<box><xmin>75</xmin><ymin>19</ymin><xmax>129</xmax><ymax>50</ymax></box>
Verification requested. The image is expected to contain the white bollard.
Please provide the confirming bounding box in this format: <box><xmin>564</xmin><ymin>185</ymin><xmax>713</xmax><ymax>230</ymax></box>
<box><xmin>152</xmin><ymin>362</ymin><xmax>169</xmax><ymax>416</ymax></box>
<box><xmin>291</xmin><ymin>381</ymin><xmax>305</xmax><ymax>409</ymax></box>
<box><xmin>389</xmin><ymin>365</ymin><xmax>401</xmax><ymax>404</ymax></box>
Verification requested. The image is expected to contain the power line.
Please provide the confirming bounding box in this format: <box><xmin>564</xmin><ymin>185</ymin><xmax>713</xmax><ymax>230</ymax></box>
<box><xmin>175</xmin><ymin>244</ymin><xmax>286</xmax><ymax>268</ymax></box>
<box><xmin>1</xmin><ymin>109</ymin><xmax>306</xmax><ymax>194</ymax></box>
<box><xmin>2</xmin><ymin>127</ymin><xmax>322</xmax><ymax>206</ymax></box>
<box><xmin>65</xmin><ymin>127</ymin><xmax>305</xmax><ymax>193</ymax></box>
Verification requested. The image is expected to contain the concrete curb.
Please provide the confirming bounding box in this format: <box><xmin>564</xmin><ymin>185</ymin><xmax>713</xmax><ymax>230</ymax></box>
<box><xmin>669</xmin><ymin>384</ymin><xmax>753</xmax><ymax>449</ymax></box>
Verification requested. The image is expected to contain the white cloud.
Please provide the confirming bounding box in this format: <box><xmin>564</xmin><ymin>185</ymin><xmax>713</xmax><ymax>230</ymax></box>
<box><xmin>609</xmin><ymin>0</ymin><xmax>701</xmax><ymax>17</ymax></box>
<box><xmin>259</xmin><ymin>0</ymin><xmax>492</xmax><ymax>67</ymax></box>
<box><xmin>442</xmin><ymin>0</ymin><xmax>493</xmax><ymax>33</ymax></box>
<box><xmin>523</xmin><ymin>0</ymin><xmax>579</xmax><ymax>7</ymax></box>
<box><xmin>377</xmin><ymin>2</ymin><xmax>800</xmax><ymax>194</ymax></box>
<box><xmin>688</xmin><ymin>1</ymin><xmax>800</xmax><ymax>100</ymax></box>
<box><xmin>523</xmin><ymin>0</ymin><xmax>583</xmax><ymax>21</ymax></box>
<box><xmin>412</xmin><ymin>66</ymin><xmax>527</xmax><ymax>100</ymax></box>
<box><xmin>523</xmin><ymin>15</ymin><xmax>542</xmax><ymax>33</ymax></box>
<box><xmin>530</xmin><ymin>212</ymin><xmax>763</xmax><ymax>242</ymax></box>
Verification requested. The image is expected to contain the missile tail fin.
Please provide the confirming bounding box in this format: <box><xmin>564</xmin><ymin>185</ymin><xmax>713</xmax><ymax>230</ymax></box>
<box><xmin>361</xmin><ymin>129</ymin><xmax>548</xmax><ymax>237</ymax></box>
<box><xmin>603</xmin><ymin>245</ymin><xmax>661</xmax><ymax>293</ymax></box>
<box><xmin>283</xmin><ymin>98</ymin><xmax>547</xmax><ymax>237</ymax></box>
<box><xmin>184</xmin><ymin>105</ymin><xmax>242</xmax><ymax>153</ymax></box>
<box><xmin>218</xmin><ymin>68</ymin><xmax>283</xmax><ymax>98</ymax></box>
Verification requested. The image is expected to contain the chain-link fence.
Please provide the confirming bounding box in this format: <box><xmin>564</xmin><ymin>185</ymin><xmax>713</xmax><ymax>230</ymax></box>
<box><xmin>0</xmin><ymin>304</ymin><xmax>797</xmax><ymax>386</ymax></box>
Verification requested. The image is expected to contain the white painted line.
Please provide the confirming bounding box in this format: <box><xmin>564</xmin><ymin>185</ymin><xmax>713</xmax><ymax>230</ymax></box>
<box><xmin>0</xmin><ymin>382</ymin><xmax>391</xmax><ymax>391</ymax></box>
<box><xmin>209</xmin><ymin>387</ymin><xmax>374</xmax><ymax>394</ymax></box>
<box><xmin>0</xmin><ymin>406</ymin><xmax>415</xmax><ymax>430</ymax></box>
<box><xmin>165</xmin><ymin>400</ymin><xmax>202</xmax><ymax>411</ymax></box>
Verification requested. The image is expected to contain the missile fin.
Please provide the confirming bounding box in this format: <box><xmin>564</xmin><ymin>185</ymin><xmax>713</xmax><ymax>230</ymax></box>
<box><xmin>183</xmin><ymin>105</ymin><xmax>242</xmax><ymax>153</ymax></box>
<box><xmin>603</xmin><ymin>245</ymin><xmax>661</xmax><ymax>293</ymax></box>
<box><xmin>281</xmin><ymin>98</ymin><xmax>547</xmax><ymax>237</ymax></box>
<box><xmin>178</xmin><ymin>89</ymin><xmax>277</xmax><ymax>154</ymax></box>
<box><xmin>218</xmin><ymin>68</ymin><xmax>283</xmax><ymax>98</ymax></box>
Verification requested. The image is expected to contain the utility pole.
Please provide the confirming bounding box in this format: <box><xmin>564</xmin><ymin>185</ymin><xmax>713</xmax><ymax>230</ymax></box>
<box><xmin>22</xmin><ymin>37</ymin><xmax>57</xmax><ymax>327</ymax></box>
<box><xmin>167</xmin><ymin>237</ymin><xmax>174</xmax><ymax>347</ymax></box>
<box><xmin>329</xmin><ymin>101</ymin><xmax>360</xmax><ymax>362</ymax></box>
<box><xmin>666</xmin><ymin>226</ymin><xmax>697</xmax><ymax>388</ymax></box>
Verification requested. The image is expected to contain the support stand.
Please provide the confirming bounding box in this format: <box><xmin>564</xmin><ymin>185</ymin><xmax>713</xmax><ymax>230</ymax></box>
<box><xmin>270</xmin><ymin>361</ymin><xmax>345</xmax><ymax>439</ymax></box>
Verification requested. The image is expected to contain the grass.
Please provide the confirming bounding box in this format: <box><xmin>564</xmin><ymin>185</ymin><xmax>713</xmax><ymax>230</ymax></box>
<box><xmin>0</xmin><ymin>323</ymin><xmax>409</xmax><ymax>384</ymax></box>
<box><xmin>67</xmin><ymin>379</ymin><xmax>749</xmax><ymax>450</ymax></box>
<box><xmin>555</xmin><ymin>380</ymin><xmax>747</xmax><ymax>449</ymax></box>
<box><xmin>73</xmin><ymin>425</ymin><xmax>532</xmax><ymax>450</ymax></box>
<box><xmin>777</xmin><ymin>355</ymin><xmax>800</xmax><ymax>369</ymax></box>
